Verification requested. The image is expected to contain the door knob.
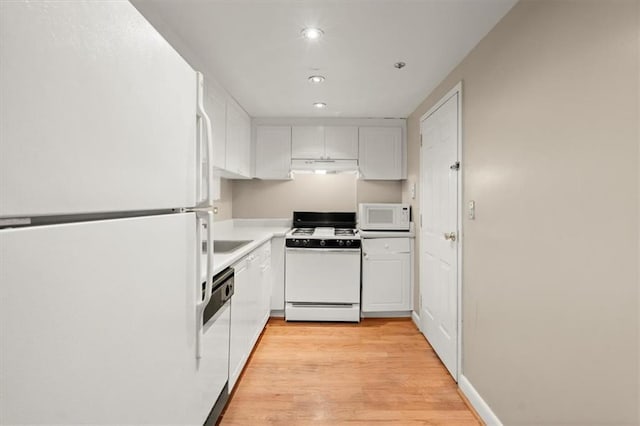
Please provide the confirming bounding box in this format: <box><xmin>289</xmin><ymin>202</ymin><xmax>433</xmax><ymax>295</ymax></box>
<box><xmin>443</xmin><ymin>232</ymin><xmax>457</xmax><ymax>242</ymax></box>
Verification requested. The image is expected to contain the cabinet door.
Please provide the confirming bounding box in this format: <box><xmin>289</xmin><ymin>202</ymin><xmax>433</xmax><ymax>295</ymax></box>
<box><xmin>362</xmin><ymin>252</ymin><xmax>411</xmax><ymax>312</ymax></box>
<box><xmin>292</xmin><ymin>126</ymin><xmax>324</xmax><ymax>159</ymax></box>
<box><xmin>324</xmin><ymin>126</ymin><xmax>358</xmax><ymax>159</ymax></box>
<box><xmin>270</xmin><ymin>237</ymin><xmax>285</xmax><ymax>311</ymax></box>
<box><xmin>237</xmin><ymin>112</ymin><xmax>251</xmax><ymax>177</ymax></box>
<box><xmin>225</xmin><ymin>101</ymin><xmax>251</xmax><ymax>178</ymax></box>
<box><xmin>255</xmin><ymin>126</ymin><xmax>291</xmax><ymax>179</ymax></box>
<box><xmin>205</xmin><ymin>84</ymin><xmax>227</xmax><ymax>170</ymax></box>
<box><xmin>249</xmin><ymin>252</ymin><xmax>262</xmax><ymax>344</ymax></box>
<box><xmin>229</xmin><ymin>259</ymin><xmax>249</xmax><ymax>390</ymax></box>
<box><xmin>358</xmin><ymin>127</ymin><xmax>403</xmax><ymax>180</ymax></box>
<box><xmin>259</xmin><ymin>254</ymin><xmax>272</xmax><ymax>326</ymax></box>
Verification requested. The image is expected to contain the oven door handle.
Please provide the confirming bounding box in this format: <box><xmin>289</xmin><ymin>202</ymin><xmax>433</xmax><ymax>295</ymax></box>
<box><xmin>285</xmin><ymin>247</ymin><xmax>360</xmax><ymax>253</ymax></box>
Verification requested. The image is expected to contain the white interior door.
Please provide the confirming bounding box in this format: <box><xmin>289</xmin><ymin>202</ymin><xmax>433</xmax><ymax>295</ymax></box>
<box><xmin>420</xmin><ymin>90</ymin><xmax>460</xmax><ymax>379</ymax></box>
<box><xmin>0</xmin><ymin>2</ymin><xmax>197</xmax><ymax>217</ymax></box>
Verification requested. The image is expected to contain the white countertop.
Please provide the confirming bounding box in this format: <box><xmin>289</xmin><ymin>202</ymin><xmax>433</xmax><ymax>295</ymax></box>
<box><xmin>212</xmin><ymin>218</ymin><xmax>291</xmax><ymax>275</ymax></box>
<box><xmin>358</xmin><ymin>222</ymin><xmax>416</xmax><ymax>238</ymax></box>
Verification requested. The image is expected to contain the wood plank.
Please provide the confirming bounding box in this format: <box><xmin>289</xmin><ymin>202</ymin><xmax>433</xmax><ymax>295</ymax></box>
<box><xmin>220</xmin><ymin>318</ymin><xmax>481</xmax><ymax>425</ymax></box>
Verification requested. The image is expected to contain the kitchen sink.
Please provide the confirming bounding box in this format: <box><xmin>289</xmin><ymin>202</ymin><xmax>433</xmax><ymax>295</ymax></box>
<box><xmin>213</xmin><ymin>240</ymin><xmax>252</xmax><ymax>253</ymax></box>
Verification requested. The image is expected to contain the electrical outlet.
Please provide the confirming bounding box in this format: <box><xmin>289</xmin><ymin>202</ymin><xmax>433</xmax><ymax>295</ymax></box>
<box><xmin>410</xmin><ymin>182</ymin><xmax>416</xmax><ymax>199</ymax></box>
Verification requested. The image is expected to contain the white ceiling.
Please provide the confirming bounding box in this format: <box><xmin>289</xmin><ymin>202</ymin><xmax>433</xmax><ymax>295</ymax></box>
<box><xmin>132</xmin><ymin>0</ymin><xmax>517</xmax><ymax>118</ymax></box>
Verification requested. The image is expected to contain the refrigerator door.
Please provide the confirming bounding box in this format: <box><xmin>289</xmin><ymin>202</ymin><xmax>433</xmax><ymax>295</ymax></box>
<box><xmin>0</xmin><ymin>213</ymin><xmax>208</xmax><ymax>424</ymax></box>
<box><xmin>0</xmin><ymin>2</ymin><xmax>200</xmax><ymax>217</ymax></box>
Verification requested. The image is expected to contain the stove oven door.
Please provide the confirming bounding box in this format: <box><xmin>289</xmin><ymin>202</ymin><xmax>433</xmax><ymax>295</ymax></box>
<box><xmin>285</xmin><ymin>248</ymin><xmax>361</xmax><ymax>303</ymax></box>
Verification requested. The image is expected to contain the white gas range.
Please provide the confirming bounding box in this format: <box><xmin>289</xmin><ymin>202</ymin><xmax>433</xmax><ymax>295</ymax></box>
<box><xmin>284</xmin><ymin>212</ymin><xmax>361</xmax><ymax>322</ymax></box>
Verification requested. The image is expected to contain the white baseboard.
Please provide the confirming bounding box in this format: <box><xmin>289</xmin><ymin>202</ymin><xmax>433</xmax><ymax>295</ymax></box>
<box><xmin>361</xmin><ymin>311</ymin><xmax>411</xmax><ymax>318</ymax></box>
<box><xmin>411</xmin><ymin>310</ymin><xmax>420</xmax><ymax>330</ymax></box>
<box><xmin>458</xmin><ymin>374</ymin><xmax>502</xmax><ymax>426</ymax></box>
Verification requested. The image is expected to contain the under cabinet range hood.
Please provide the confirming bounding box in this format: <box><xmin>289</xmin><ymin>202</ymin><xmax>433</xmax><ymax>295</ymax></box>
<box><xmin>290</xmin><ymin>159</ymin><xmax>358</xmax><ymax>173</ymax></box>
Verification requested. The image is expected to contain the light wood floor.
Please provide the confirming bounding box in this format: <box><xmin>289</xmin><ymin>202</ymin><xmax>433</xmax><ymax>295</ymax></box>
<box><xmin>220</xmin><ymin>318</ymin><xmax>481</xmax><ymax>426</ymax></box>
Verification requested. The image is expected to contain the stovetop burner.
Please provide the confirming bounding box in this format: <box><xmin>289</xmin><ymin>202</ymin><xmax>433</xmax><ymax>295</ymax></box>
<box><xmin>287</xmin><ymin>212</ymin><xmax>360</xmax><ymax>249</ymax></box>
<box><xmin>335</xmin><ymin>228</ymin><xmax>355</xmax><ymax>236</ymax></box>
<box><xmin>290</xmin><ymin>227</ymin><xmax>357</xmax><ymax>237</ymax></box>
<box><xmin>292</xmin><ymin>228</ymin><xmax>314</xmax><ymax>236</ymax></box>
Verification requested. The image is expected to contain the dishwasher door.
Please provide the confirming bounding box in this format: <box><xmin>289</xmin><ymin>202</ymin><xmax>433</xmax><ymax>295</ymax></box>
<box><xmin>198</xmin><ymin>268</ymin><xmax>233</xmax><ymax>426</ymax></box>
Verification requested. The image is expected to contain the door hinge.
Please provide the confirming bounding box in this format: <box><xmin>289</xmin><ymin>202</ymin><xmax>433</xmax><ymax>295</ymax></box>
<box><xmin>420</xmin><ymin>134</ymin><xmax>423</xmax><ymax>147</ymax></box>
<box><xmin>450</xmin><ymin>161</ymin><xmax>460</xmax><ymax>171</ymax></box>
<box><xmin>420</xmin><ymin>214</ymin><xmax>423</xmax><ymax>227</ymax></box>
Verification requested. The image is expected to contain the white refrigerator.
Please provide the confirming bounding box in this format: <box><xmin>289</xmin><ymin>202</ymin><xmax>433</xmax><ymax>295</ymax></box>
<box><xmin>0</xmin><ymin>2</ymin><xmax>225</xmax><ymax>424</ymax></box>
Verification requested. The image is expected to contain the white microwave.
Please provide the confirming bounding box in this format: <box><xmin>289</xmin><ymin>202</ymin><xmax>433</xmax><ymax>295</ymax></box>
<box><xmin>358</xmin><ymin>203</ymin><xmax>411</xmax><ymax>231</ymax></box>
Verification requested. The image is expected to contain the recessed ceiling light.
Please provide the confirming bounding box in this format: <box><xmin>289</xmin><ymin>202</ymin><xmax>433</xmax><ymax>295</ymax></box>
<box><xmin>308</xmin><ymin>75</ymin><xmax>325</xmax><ymax>84</ymax></box>
<box><xmin>302</xmin><ymin>27</ymin><xmax>324</xmax><ymax>40</ymax></box>
<box><xmin>313</xmin><ymin>102</ymin><xmax>327</xmax><ymax>109</ymax></box>
<box><xmin>394</xmin><ymin>61</ymin><xmax>406</xmax><ymax>69</ymax></box>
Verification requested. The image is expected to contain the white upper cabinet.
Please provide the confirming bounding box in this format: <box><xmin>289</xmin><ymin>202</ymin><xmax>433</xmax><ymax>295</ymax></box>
<box><xmin>225</xmin><ymin>100</ymin><xmax>251</xmax><ymax>178</ymax></box>
<box><xmin>324</xmin><ymin>126</ymin><xmax>358</xmax><ymax>159</ymax></box>
<box><xmin>253</xmin><ymin>119</ymin><xmax>404</xmax><ymax>180</ymax></box>
<box><xmin>255</xmin><ymin>126</ymin><xmax>291</xmax><ymax>179</ymax></box>
<box><xmin>292</xmin><ymin>126</ymin><xmax>358</xmax><ymax>160</ymax></box>
<box><xmin>291</xmin><ymin>126</ymin><xmax>324</xmax><ymax>159</ymax></box>
<box><xmin>359</xmin><ymin>127</ymin><xmax>403</xmax><ymax>180</ymax></box>
<box><xmin>205</xmin><ymin>84</ymin><xmax>227</xmax><ymax>170</ymax></box>
<box><xmin>204</xmin><ymin>80</ymin><xmax>251</xmax><ymax>179</ymax></box>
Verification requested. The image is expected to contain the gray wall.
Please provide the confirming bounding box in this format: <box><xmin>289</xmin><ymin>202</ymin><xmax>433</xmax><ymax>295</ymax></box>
<box><xmin>213</xmin><ymin>178</ymin><xmax>233</xmax><ymax>221</ymax></box>
<box><xmin>403</xmin><ymin>0</ymin><xmax>640</xmax><ymax>423</ymax></box>
<box><xmin>232</xmin><ymin>174</ymin><xmax>402</xmax><ymax>218</ymax></box>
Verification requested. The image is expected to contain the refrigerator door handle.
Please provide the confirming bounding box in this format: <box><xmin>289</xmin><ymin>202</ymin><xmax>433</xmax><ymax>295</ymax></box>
<box><xmin>205</xmin><ymin>211</ymin><xmax>214</xmax><ymax>304</ymax></box>
<box><xmin>196</xmin><ymin>71</ymin><xmax>214</xmax><ymax>207</ymax></box>
<box><xmin>195</xmin><ymin>211</ymin><xmax>214</xmax><ymax>359</ymax></box>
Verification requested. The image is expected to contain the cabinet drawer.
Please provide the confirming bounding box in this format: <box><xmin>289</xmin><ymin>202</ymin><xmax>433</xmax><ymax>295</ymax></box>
<box><xmin>362</xmin><ymin>238</ymin><xmax>410</xmax><ymax>254</ymax></box>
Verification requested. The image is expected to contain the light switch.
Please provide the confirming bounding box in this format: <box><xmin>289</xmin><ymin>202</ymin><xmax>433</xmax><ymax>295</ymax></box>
<box><xmin>468</xmin><ymin>200</ymin><xmax>475</xmax><ymax>220</ymax></box>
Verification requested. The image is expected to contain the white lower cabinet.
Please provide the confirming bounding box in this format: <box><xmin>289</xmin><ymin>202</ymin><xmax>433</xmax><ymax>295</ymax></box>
<box><xmin>258</xmin><ymin>245</ymin><xmax>272</xmax><ymax>327</ymax></box>
<box><xmin>229</xmin><ymin>256</ymin><xmax>249</xmax><ymax>390</ymax></box>
<box><xmin>229</xmin><ymin>241</ymin><xmax>271</xmax><ymax>390</ymax></box>
<box><xmin>270</xmin><ymin>237</ymin><xmax>285</xmax><ymax>312</ymax></box>
<box><xmin>361</xmin><ymin>238</ymin><xmax>411</xmax><ymax>312</ymax></box>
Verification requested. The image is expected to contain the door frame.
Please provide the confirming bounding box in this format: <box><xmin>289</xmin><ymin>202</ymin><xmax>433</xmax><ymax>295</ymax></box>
<box><xmin>419</xmin><ymin>81</ymin><xmax>463</xmax><ymax>381</ymax></box>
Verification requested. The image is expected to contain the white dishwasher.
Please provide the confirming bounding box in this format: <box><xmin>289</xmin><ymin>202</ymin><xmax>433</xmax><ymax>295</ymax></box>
<box><xmin>360</xmin><ymin>233</ymin><xmax>413</xmax><ymax>315</ymax></box>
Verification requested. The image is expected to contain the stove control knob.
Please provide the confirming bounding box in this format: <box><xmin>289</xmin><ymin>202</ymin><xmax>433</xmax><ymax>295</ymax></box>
<box><xmin>346</xmin><ymin>240</ymin><xmax>352</xmax><ymax>246</ymax></box>
<box><xmin>303</xmin><ymin>239</ymin><xmax>310</xmax><ymax>246</ymax></box>
<box><xmin>320</xmin><ymin>240</ymin><xmax>326</xmax><ymax>247</ymax></box>
<box><xmin>294</xmin><ymin>239</ymin><xmax>300</xmax><ymax>245</ymax></box>
<box><xmin>338</xmin><ymin>240</ymin><xmax>344</xmax><ymax>246</ymax></box>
